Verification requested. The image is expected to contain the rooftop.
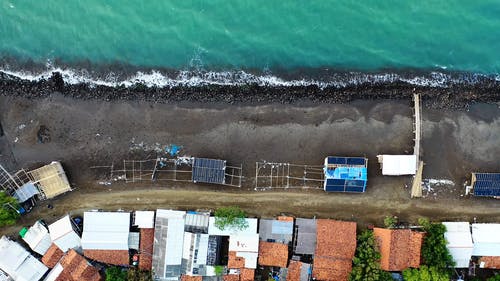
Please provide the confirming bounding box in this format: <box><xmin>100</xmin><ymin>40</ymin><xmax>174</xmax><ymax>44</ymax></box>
<box><xmin>139</xmin><ymin>228</ymin><xmax>154</xmax><ymax>271</ymax></box>
<box><xmin>323</xmin><ymin>157</ymin><xmax>368</xmax><ymax>192</ymax></box>
<box><xmin>28</xmin><ymin>161</ymin><xmax>72</xmax><ymax>200</ymax></box>
<box><xmin>472</xmin><ymin>173</ymin><xmax>500</xmax><ymax>197</ymax></box>
<box><xmin>472</xmin><ymin>223</ymin><xmax>500</xmax><ymax>256</ymax></box>
<box><xmin>21</xmin><ymin>220</ymin><xmax>52</xmax><ymax>255</ymax></box>
<box><xmin>191</xmin><ymin>158</ymin><xmax>226</xmax><ymax>185</ymax></box>
<box><xmin>258</xmin><ymin>219</ymin><xmax>293</xmax><ymax>244</ymax></box>
<box><xmin>377</xmin><ymin>155</ymin><xmax>417</xmax><ymax>176</ymax></box>
<box><xmin>0</xmin><ymin>236</ymin><xmax>48</xmax><ymax>281</ymax></box>
<box><xmin>313</xmin><ymin>219</ymin><xmax>356</xmax><ymax>281</ymax></box>
<box><xmin>134</xmin><ymin>211</ymin><xmax>155</xmax><ymax>229</ymax></box>
<box><xmin>293</xmin><ymin>218</ymin><xmax>317</xmax><ymax>255</ymax></box>
<box><xmin>240</xmin><ymin>268</ymin><xmax>255</xmax><ymax>281</ymax></box>
<box><xmin>442</xmin><ymin>222</ymin><xmax>473</xmax><ymax>268</ymax></box>
<box><xmin>208</xmin><ymin>217</ymin><xmax>258</xmax><ymax>236</ymax></box>
<box><xmin>373</xmin><ymin>228</ymin><xmax>424</xmax><ymax>271</ymax></box>
<box><xmin>42</xmin><ymin>244</ymin><xmax>64</xmax><ymax>268</ymax></box>
<box><xmin>258</xmin><ymin>241</ymin><xmax>288</xmax><ymax>268</ymax></box>
<box><xmin>83</xmin><ymin>249</ymin><xmax>129</xmax><ymax>266</ymax></box>
<box><xmin>286</xmin><ymin>261</ymin><xmax>311</xmax><ymax>281</ymax></box>
<box><xmin>479</xmin><ymin>256</ymin><xmax>500</xmax><ymax>269</ymax></box>
<box><xmin>180</xmin><ymin>275</ymin><xmax>202</xmax><ymax>281</ymax></box>
<box><xmin>81</xmin><ymin>211</ymin><xmax>130</xmax><ymax>251</ymax></box>
<box><xmin>48</xmin><ymin>215</ymin><xmax>81</xmax><ymax>253</ymax></box>
<box><xmin>57</xmin><ymin>249</ymin><xmax>101</xmax><ymax>281</ymax></box>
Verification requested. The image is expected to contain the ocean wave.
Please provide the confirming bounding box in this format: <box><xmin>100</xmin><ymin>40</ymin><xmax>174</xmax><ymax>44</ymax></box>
<box><xmin>0</xmin><ymin>65</ymin><xmax>498</xmax><ymax>89</ymax></box>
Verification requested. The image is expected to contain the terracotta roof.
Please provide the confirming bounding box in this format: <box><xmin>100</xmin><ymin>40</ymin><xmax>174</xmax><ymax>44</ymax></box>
<box><xmin>139</xmin><ymin>228</ymin><xmax>154</xmax><ymax>270</ymax></box>
<box><xmin>313</xmin><ymin>219</ymin><xmax>356</xmax><ymax>281</ymax></box>
<box><xmin>277</xmin><ymin>216</ymin><xmax>294</xmax><ymax>222</ymax></box>
<box><xmin>223</xmin><ymin>274</ymin><xmax>240</xmax><ymax>281</ymax></box>
<box><xmin>240</xmin><ymin>268</ymin><xmax>255</xmax><ymax>281</ymax></box>
<box><xmin>180</xmin><ymin>275</ymin><xmax>203</xmax><ymax>281</ymax></box>
<box><xmin>42</xmin><ymin>243</ymin><xmax>64</xmax><ymax>268</ymax></box>
<box><xmin>479</xmin><ymin>256</ymin><xmax>500</xmax><ymax>269</ymax></box>
<box><xmin>373</xmin><ymin>228</ymin><xmax>424</xmax><ymax>271</ymax></box>
<box><xmin>84</xmin><ymin>249</ymin><xmax>129</xmax><ymax>265</ymax></box>
<box><xmin>286</xmin><ymin>260</ymin><xmax>302</xmax><ymax>281</ymax></box>
<box><xmin>58</xmin><ymin>249</ymin><xmax>102</xmax><ymax>281</ymax></box>
<box><xmin>228</xmin><ymin>251</ymin><xmax>246</xmax><ymax>269</ymax></box>
<box><xmin>258</xmin><ymin>241</ymin><xmax>288</xmax><ymax>267</ymax></box>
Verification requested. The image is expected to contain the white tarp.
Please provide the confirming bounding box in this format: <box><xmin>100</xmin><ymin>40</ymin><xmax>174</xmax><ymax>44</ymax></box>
<box><xmin>134</xmin><ymin>211</ymin><xmax>155</xmax><ymax>228</ymax></box>
<box><xmin>48</xmin><ymin>215</ymin><xmax>81</xmax><ymax>253</ymax></box>
<box><xmin>229</xmin><ymin>234</ymin><xmax>259</xmax><ymax>252</ymax></box>
<box><xmin>378</xmin><ymin>155</ymin><xmax>417</xmax><ymax>175</ymax></box>
<box><xmin>443</xmin><ymin>222</ymin><xmax>473</xmax><ymax>267</ymax></box>
<box><xmin>0</xmin><ymin>236</ymin><xmax>48</xmax><ymax>281</ymax></box>
<box><xmin>81</xmin><ymin>212</ymin><xmax>130</xmax><ymax>250</ymax></box>
<box><xmin>472</xmin><ymin>223</ymin><xmax>500</xmax><ymax>256</ymax></box>
<box><xmin>22</xmin><ymin>221</ymin><xmax>52</xmax><ymax>255</ymax></box>
<box><xmin>208</xmin><ymin>217</ymin><xmax>258</xmax><ymax>236</ymax></box>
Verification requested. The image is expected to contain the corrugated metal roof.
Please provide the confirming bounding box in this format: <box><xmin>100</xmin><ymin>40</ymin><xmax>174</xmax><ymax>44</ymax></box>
<box><xmin>378</xmin><ymin>155</ymin><xmax>417</xmax><ymax>176</ymax></box>
<box><xmin>48</xmin><ymin>215</ymin><xmax>81</xmax><ymax>253</ymax></box>
<box><xmin>185</xmin><ymin>212</ymin><xmax>210</xmax><ymax>233</ymax></box>
<box><xmin>272</xmin><ymin>220</ymin><xmax>293</xmax><ymax>235</ymax></box>
<box><xmin>22</xmin><ymin>221</ymin><xmax>51</xmax><ymax>255</ymax></box>
<box><xmin>81</xmin><ymin>212</ymin><xmax>130</xmax><ymax>251</ymax></box>
<box><xmin>191</xmin><ymin>158</ymin><xmax>226</xmax><ymax>185</ymax></box>
<box><xmin>0</xmin><ymin>236</ymin><xmax>48</xmax><ymax>281</ymax></box>
<box><xmin>14</xmin><ymin>183</ymin><xmax>39</xmax><ymax>203</ymax></box>
<box><xmin>472</xmin><ymin>223</ymin><xmax>500</xmax><ymax>256</ymax></box>
<box><xmin>294</xmin><ymin>218</ymin><xmax>317</xmax><ymax>255</ymax></box>
<box><xmin>443</xmin><ymin>222</ymin><xmax>473</xmax><ymax>268</ymax></box>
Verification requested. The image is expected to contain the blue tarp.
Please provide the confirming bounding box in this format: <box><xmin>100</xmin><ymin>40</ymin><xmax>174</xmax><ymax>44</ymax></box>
<box><xmin>324</xmin><ymin>157</ymin><xmax>367</xmax><ymax>193</ymax></box>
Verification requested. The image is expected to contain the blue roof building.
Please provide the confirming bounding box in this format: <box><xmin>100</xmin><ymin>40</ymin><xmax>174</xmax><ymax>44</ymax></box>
<box><xmin>323</xmin><ymin>156</ymin><xmax>368</xmax><ymax>193</ymax></box>
<box><xmin>471</xmin><ymin>173</ymin><xmax>500</xmax><ymax>197</ymax></box>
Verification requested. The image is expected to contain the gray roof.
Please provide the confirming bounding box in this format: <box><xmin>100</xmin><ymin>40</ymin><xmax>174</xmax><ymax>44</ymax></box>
<box><xmin>259</xmin><ymin>219</ymin><xmax>293</xmax><ymax>244</ymax></box>
<box><xmin>185</xmin><ymin>212</ymin><xmax>210</xmax><ymax>234</ymax></box>
<box><xmin>293</xmin><ymin>218</ymin><xmax>317</xmax><ymax>255</ymax></box>
<box><xmin>14</xmin><ymin>183</ymin><xmax>39</xmax><ymax>203</ymax></box>
<box><xmin>192</xmin><ymin>158</ymin><xmax>226</xmax><ymax>185</ymax></box>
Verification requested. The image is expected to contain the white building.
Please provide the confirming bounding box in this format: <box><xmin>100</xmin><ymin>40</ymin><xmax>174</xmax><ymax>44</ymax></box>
<box><xmin>21</xmin><ymin>221</ymin><xmax>52</xmax><ymax>255</ymax></box>
<box><xmin>443</xmin><ymin>222</ymin><xmax>473</xmax><ymax>268</ymax></box>
<box><xmin>81</xmin><ymin>211</ymin><xmax>130</xmax><ymax>251</ymax></box>
<box><xmin>472</xmin><ymin>223</ymin><xmax>500</xmax><ymax>257</ymax></box>
<box><xmin>134</xmin><ymin>211</ymin><xmax>155</xmax><ymax>229</ymax></box>
<box><xmin>0</xmin><ymin>236</ymin><xmax>48</xmax><ymax>281</ymax></box>
<box><xmin>48</xmin><ymin>215</ymin><xmax>81</xmax><ymax>253</ymax></box>
<box><xmin>377</xmin><ymin>155</ymin><xmax>417</xmax><ymax>176</ymax></box>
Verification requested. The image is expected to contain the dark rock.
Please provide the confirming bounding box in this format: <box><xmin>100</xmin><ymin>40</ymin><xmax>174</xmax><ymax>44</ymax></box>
<box><xmin>37</xmin><ymin>125</ymin><xmax>51</xmax><ymax>143</ymax></box>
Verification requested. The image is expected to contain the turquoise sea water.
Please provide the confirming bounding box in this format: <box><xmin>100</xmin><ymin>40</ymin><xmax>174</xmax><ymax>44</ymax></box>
<box><xmin>1</xmin><ymin>0</ymin><xmax>500</xmax><ymax>84</ymax></box>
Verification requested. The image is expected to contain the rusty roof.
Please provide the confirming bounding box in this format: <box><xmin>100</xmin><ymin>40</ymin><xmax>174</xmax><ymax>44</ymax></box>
<box><xmin>180</xmin><ymin>275</ymin><xmax>203</xmax><ymax>281</ymax></box>
<box><xmin>228</xmin><ymin>251</ymin><xmax>246</xmax><ymax>269</ymax></box>
<box><xmin>313</xmin><ymin>219</ymin><xmax>356</xmax><ymax>281</ymax></box>
<box><xmin>258</xmin><ymin>241</ymin><xmax>288</xmax><ymax>268</ymax></box>
<box><xmin>139</xmin><ymin>228</ymin><xmax>154</xmax><ymax>271</ymax></box>
<box><xmin>59</xmin><ymin>249</ymin><xmax>102</xmax><ymax>281</ymax></box>
<box><xmin>277</xmin><ymin>216</ymin><xmax>294</xmax><ymax>222</ymax></box>
<box><xmin>223</xmin><ymin>274</ymin><xmax>240</xmax><ymax>281</ymax></box>
<box><xmin>240</xmin><ymin>268</ymin><xmax>255</xmax><ymax>281</ymax></box>
<box><xmin>42</xmin><ymin>243</ymin><xmax>64</xmax><ymax>268</ymax></box>
<box><xmin>479</xmin><ymin>256</ymin><xmax>500</xmax><ymax>269</ymax></box>
<box><xmin>373</xmin><ymin>228</ymin><xmax>424</xmax><ymax>271</ymax></box>
<box><xmin>84</xmin><ymin>249</ymin><xmax>129</xmax><ymax>266</ymax></box>
<box><xmin>286</xmin><ymin>260</ymin><xmax>302</xmax><ymax>281</ymax></box>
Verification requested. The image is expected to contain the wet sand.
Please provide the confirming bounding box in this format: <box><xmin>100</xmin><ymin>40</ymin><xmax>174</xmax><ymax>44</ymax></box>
<box><xmin>0</xmin><ymin>94</ymin><xmax>499</xmax><ymax>236</ymax></box>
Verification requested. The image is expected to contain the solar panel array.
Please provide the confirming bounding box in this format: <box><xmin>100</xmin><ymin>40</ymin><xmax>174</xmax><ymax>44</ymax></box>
<box><xmin>191</xmin><ymin>158</ymin><xmax>226</xmax><ymax>185</ymax></box>
<box><xmin>327</xmin><ymin>157</ymin><xmax>367</xmax><ymax>166</ymax></box>
<box><xmin>473</xmin><ymin>173</ymin><xmax>500</xmax><ymax>197</ymax></box>
<box><xmin>324</xmin><ymin>179</ymin><xmax>366</xmax><ymax>193</ymax></box>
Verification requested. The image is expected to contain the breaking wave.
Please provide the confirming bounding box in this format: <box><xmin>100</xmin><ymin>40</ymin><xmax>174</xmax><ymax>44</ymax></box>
<box><xmin>1</xmin><ymin>64</ymin><xmax>499</xmax><ymax>89</ymax></box>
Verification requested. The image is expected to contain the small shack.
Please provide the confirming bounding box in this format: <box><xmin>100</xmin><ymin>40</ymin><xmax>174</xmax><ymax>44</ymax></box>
<box><xmin>377</xmin><ymin>155</ymin><xmax>417</xmax><ymax>176</ymax></box>
<box><xmin>468</xmin><ymin>173</ymin><xmax>500</xmax><ymax>198</ymax></box>
<box><xmin>323</xmin><ymin>156</ymin><xmax>368</xmax><ymax>193</ymax></box>
<box><xmin>28</xmin><ymin>162</ymin><xmax>72</xmax><ymax>200</ymax></box>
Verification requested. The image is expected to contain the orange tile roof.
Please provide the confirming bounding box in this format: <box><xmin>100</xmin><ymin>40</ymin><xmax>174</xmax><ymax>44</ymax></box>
<box><xmin>373</xmin><ymin>228</ymin><xmax>424</xmax><ymax>271</ymax></box>
<box><xmin>479</xmin><ymin>256</ymin><xmax>500</xmax><ymax>269</ymax></box>
<box><xmin>258</xmin><ymin>241</ymin><xmax>288</xmax><ymax>268</ymax></box>
<box><xmin>228</xmin><ymin>251</ymin><xmax>246</xmax><ymax>269</ymax></box>
<box><xmin>240</xmin><ymin>268</ymin><xmax>255</xmax><ymax>281</ymax></box>
<box><xmin>84</xmin><ymin>249</ymin><xmax>129</xmax><ymax>266</ymax></box>
<box><xmin>180</xmin><ymin>275</ymin><xmax>203</xmax><ymax>281</ymax></box>
<box><xmin>313</xmin><ymin>219</ymin><xmax>356</xmax><ymax>281</ymax></box>
<box><xmin>59</xmin><ymin>249</ymin><xmax>102</xmax><ymax>281</ymax></box>
<box><xmin>139</xmin><ymin>228</ymin><xmax>154</xmax><ymax>270</ymax></box>
<box><xmin>223</xmin><ymin>274</ymin><xmax>240</xmax><ymax>281</ymax></box>
<box><xmin>42</xmin><ymin>243</ymin><xmax>64</xmax><ymax>268</ymax></box>
<box><xmin>277</xmin><ymin>216</ymin><xmax>294</xmax><ymax>222</ymax></box>
<box><xmin>286</xmin><ymin>260</ymin><xmax>302</xmax><ymax>281</ymax></box>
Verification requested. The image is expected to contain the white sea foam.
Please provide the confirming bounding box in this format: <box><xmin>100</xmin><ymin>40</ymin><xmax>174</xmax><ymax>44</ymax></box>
<box><xmin>0</xmin><ymin>65</ymin><xmax>496</xmax><ymax>89</ymax></box>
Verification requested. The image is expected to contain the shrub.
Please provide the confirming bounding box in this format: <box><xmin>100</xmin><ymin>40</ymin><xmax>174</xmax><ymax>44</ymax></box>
<box><xmin>0</xmin><ymin>191</ymin><xmax>21</xmax><ymax>227</ymax></box>
<box><xmin>383</xmin><ymin>216</ymin><xmax>397</xmax><ymax>228</ymax></box>
<box><xmin>214</xmin><ymin>206</ymin><xmax>248</xmax><ymax>231</ymax></box>
<box><xmin>349</xmin><ymin>230</ymin><xmax>392</xmax><ymax>281</ymax></box>
<box><xmin>105</xmin><ymin>266</ymin><xmax>127</xmax><ymax>281</ymax></box>
<box><xmin>402</xmin><ymin>265</ymin><xmax>449</xmax><ymax>281</ymax></box>
<box><xmin>421</xmin><ymin>222</ymin><xmax>455</xmax><ymax>269</ymax></box>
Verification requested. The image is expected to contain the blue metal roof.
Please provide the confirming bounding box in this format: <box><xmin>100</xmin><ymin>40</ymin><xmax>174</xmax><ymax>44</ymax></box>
<box><xmin>324</xmin><ymin>156</ymin><xmax>368</xmax><ymax>193</ymax></box>
<box><xmin>13</xmin><ymin>183</ymin><xmax>39</xmax><ymax>203</ymax></box>
<box><xmin>191</xmin><ymin>158</ymin><xmax>226</xmax><ymax>185</ymax></box>
<box><xmin>473</xmin><ymin>173</ymin><xmax>500</xmax><ymax>197</ymax></box>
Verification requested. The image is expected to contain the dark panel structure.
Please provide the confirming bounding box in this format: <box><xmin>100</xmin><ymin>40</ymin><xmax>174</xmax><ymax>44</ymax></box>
<box><xmin>191</xmin><ymin>158</ymin><xmax>226</xmax><ymax>185</ymax></box>
<box><xmin>473</xmin><ymin>173</ymin><xmax>500</xmax><ymax>197</ymax></box>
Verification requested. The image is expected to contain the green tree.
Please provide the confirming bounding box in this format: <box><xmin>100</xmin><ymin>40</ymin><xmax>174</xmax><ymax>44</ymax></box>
<box><xmin>127</xmin><ymin>268</ymin><xmax>153</xmax><ymax>281</ymax></box>
<box><xmin>402</xmin><ymin>265</ymin><xmax>449</xmax><ymax>281</ymax></box>
<box><xmin>214</xmin><ymin>206</ymin><xmax>248</xmax><ymax>231</ymax></box>
<box><xmin>349</xmin><ymin>230</ymin><xmax>392</xmax><ymax>281</ymax></box>
<box><xmin>0</xmin><ymin>191</ymin><xmax>21</xmax><ymax>227</ymax></box>
<box><xmin>106</xmin><ymin>266</ymin><xmax>127</xmax><ymax>281</ymax></box>
<box><xmin>214</xmin><ymin>265</ymin><xmax>224</xmax><ymax>276</ymax></box>
<box><xmin>420</xmin><ymin>222</ymin><xmax>455</xmax><ymax>269</ymax></box>
<box><xmin>383</xmin><ymin>216</ymin><xmax>398</xmax><ymax>228</ymax></box>
<box><xmin>487</xmin><ymin>274</ymin><xmax>500</xmax><ymax>281</ymax></box>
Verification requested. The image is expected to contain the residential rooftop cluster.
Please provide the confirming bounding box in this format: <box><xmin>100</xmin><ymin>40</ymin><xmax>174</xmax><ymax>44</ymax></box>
<box><xmin>1</xmin><ymin>209</ymin><xmax>499</xmax><ymax>281</ymax></box>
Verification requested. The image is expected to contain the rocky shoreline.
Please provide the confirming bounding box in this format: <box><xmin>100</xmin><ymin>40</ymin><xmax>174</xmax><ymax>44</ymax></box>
<box><xmin>1</xmin><ymin>71</ymin><xmax>499</xmax><ymax>108</ymax></box>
